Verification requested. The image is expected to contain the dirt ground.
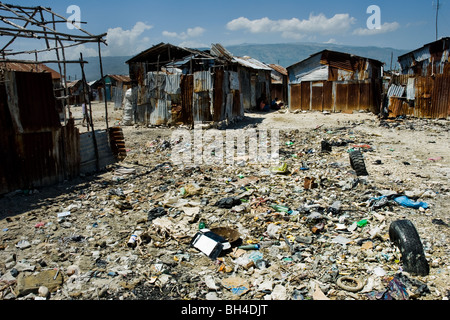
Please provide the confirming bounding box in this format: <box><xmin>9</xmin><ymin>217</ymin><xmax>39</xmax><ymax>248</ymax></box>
<box><xmin>0</xmin><ymin>101</ymin><xmax>449</xmax><ymax>301</ymax></box>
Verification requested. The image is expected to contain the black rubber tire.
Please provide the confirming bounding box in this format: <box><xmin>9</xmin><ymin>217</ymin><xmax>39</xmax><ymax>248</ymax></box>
<box><xmin>389</xmin><ymin>220</ymin><xmax>430</xmax><ymax>276</ymax></box>
<box><xmin>321</xmin><ymin>140</ymin><xmax>332</xmax><ymax>153</ymax></box>
<box><xmin>349</xmin><ymin>150</ymin><xmax>369</xmax><ymax>176</ymax></box>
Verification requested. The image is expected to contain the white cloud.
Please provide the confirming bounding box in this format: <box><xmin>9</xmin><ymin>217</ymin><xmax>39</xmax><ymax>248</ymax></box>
<box><xmin>162</xmin><ymin>27</ymin><xmax>205</xmax><ymax>40</ymax></box>
<box><xmin>353</xmin><ymin>22</ymin><xmax>400</xmax><ymax>36</ymax></box>
<box><xmin>324</xmin><ymin>38</ymin><xmax>338</xmax><ymax>44</ymax></box>
<box><xmin>226</xmin><ymin>14</ymin><xmax>356</xmax><ymax>39</ymax></box>
<box><xmin>179</xmin><ymin>40</ymin><xmax>209</xmax><ymax>49</ymax></box>
<box><xmin>103</xmin><ymin>21</ymin><xmax>153</xmax><ymax>56</ymax></box>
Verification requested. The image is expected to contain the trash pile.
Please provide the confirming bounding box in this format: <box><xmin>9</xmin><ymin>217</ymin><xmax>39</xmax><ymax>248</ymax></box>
<box><xmin>0</xmin><ymin>116</ymin><xmax>449</xmax><ymax>301</ymax></box>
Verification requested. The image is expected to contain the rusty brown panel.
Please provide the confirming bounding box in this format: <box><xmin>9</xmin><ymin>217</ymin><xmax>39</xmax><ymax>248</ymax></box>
<box><xmin>311</xmin><ymin>83</ymin><xmax>323</xmax><ymax>111</ymax></box>
<box><xmin>181</xmin><ymin>75</ymin><xmax>194</xmax><ymax>125</ymax></box>
<box><xmin>232</xmin><ymin>90</ymin><xmax>241</xmax><ymax>118</ymax></box>
<box><xmin>19</xmin><ymin>131</ymin><xmax>61</xmax><ymax>188</ymax></box>
<box><xmin>335</xmin><ymin>83</ymin><xmax>348</xmax><ymax>112</ymax></box>
<box><xmin>213</xmin><ymin>70</ymin><xmax>224</xmax><ymax>122</ymax></box>
<box><xmin>328</xmin><ymin>67</ymin><xmax>338</xmax><ymax>82</ymax></box>
<box><xmin>347</xmin><ymin>82</ymin><xmax>360</xmax><ymax>111</ymax></box>
<box><xmin>415</xmin><ymin>76</ymin><xmax>434</xmax><ymax>118</ymax></box>
<box><xmin>388</xmin><ymin>97</ymin><xmax>405</xmax><ymax>117</ymax></box>
<box><xmin>193</xmin><ymin>92</ymin><xmax>213</xmax><ymax>122</ymax></box>
<box><xmin>371</xmin><ymin>80</ymin><xmax>382</xmax><ymax>114</ymax></box>
<box><xmin>432</xmin><ymin>74</ymin><xmax>450</xmax><ymax>118</ymax></box>
<box><xmin>14</xmin><ymin>71</ymin><xmax>61</xmax><ymax>132</ymax></box>
<box><xmin>0</xmin><ymin>83</ymin><xmax>22</xmax><ymax>194</ymax></box>
<box><xmin>62</xmin><ymin>119</ymin><xmax>81</xmax><ymax>179</ymax></box>
<box><xmin>323</xmin><ymin>81</ymin><xmax>333</xmax><ymax>111</ymax></box>
<box><xmin>301</xmin><ymin>82</ymin><xmax>311</xmax><ymax>111</ymax></box>
<box><xmin>290</xmin><ymin>84</ymin><xmax>301</xmax><ymax>110</ymax></box>
<box><xmin>359</xmin><ymin>83</ymin><xmax>370</xmax><ymax>110</ymax></box>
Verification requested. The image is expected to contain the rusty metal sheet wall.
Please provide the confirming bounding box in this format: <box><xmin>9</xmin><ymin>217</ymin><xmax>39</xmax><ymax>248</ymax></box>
<box><xmin>311</xmin><ymin>82</ymin><xmax>323</xmax><ymax>111</ymax></box>
<box><xmin>0</xmin><ymin>72</ymin><xmax>80</xmax><ymax>195</ymax></box>
<box><xmin>80</xmin><ymin>130</ymin><xmax>115</xmax><ymax>174</ymax></box>
<box><xmin>301</xmin><ymin>82</ymin><xmax>311</xmax><ymax>111</ymax></box>
<box><xmin>346</xmin><ymin>82</ymin><xmax>360</xmax><ymax>111</ymax></box>
<box><xmin>213</xmin><ymin>70</ymin><xmax>225</xmax><ymax>122</ymax></box>
<box><xmin>13</xmin><ymin>71</ymin><xmax>61</xmax><ymax>132</ymax></box>
<box><xmin>181</xmin><ymin>75</ymin><xmax>194</xmax><ymax>125</ymax></box>
<box><xmin>415</xmin><ymin>76</ymin><xmax>434</xmax><ymax>118</ymax></box>
<box><xmin>193</xmin><ymin>92</ymin><xmax>213</xmax><ymax>123</ymax></box>
<box><xmin>193</xmin><ymin>71</ymin><xmax>214</xmax><ymax>93</ymax></box>
<box><xmin>232</xmin><ymin>90</ymin><xmax>242</xmax><ymax>118</ymax></box>
<box><xmin>335</xmin><ymin>83</ymin><xmax>349</xmax><ymax>112</ymax></box>
<box><xmin>323</xmin><ymin>81</ymin><xmax>333</xmax><ymax>111</ymax></box>
<box><xmin>431</xmin><ymin>74</ymin><xmax>450</xmax><ymax>118</ymax></box>
<box><xmin>0</xmin><ymin>82</ymin><xmax>20</xmax><ymax>194</ymax></box>
<box><xmin>388</xmin><ymin>97</ymin><xmax>415</xmax><ymax>118</ymax></box>
<box><xmin>289</xmin><ymin>84</ymin><xmax>301</xmax><ymax>110</ymax></box>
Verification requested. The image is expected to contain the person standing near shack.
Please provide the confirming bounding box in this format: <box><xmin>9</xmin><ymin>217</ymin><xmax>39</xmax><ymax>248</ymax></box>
<box><xmin>82</xmin><ymin>102</ymin><xmax>90</xmax><ymax>128</ymax></box>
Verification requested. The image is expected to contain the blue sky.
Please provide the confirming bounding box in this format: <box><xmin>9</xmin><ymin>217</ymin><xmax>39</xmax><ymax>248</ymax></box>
<box><xmin>4</xmin><ymin>0</ymin><xmax>450</xmax><ymax>59</ymax></box>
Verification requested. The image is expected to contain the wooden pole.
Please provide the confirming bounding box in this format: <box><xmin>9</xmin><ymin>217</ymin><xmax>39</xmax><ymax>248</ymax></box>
<box><xmin>98</xmin><ymin>41</ymin><xmax>109</xmax><ymax>129</ymax></box>
<box><xmin>80</xmin><ymin>52</ymin><xmax>100</xmax><ymax>172</ymax></box>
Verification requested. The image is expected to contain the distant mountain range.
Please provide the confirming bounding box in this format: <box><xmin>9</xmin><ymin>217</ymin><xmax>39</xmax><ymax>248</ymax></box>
<box><xmin>60</xmin><ymin>42</ymin><xmax>409</xmax><ymax>82</ymax></box>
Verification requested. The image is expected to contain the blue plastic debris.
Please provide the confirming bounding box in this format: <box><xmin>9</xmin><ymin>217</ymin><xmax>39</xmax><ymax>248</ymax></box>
<box><xmin>394</xmin><ymin>196</ymin><xmax>429</xmax><ymax>209</ymax></box>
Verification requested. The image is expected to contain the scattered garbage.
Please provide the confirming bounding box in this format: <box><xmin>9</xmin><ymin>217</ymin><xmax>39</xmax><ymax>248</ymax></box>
<box><xmin>0</xmin><ymin>114</ymin><xmax>447</xmax><ymax>301</ymax></box>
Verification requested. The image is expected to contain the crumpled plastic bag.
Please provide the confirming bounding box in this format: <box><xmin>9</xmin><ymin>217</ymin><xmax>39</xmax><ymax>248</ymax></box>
<box><xmin>394</xmin><ymin>196</ymin><xmax>428</xmax><ymax>209</ymax></box>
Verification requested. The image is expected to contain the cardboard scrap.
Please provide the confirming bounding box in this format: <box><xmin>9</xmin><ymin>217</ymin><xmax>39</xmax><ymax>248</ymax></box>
<box><xmin>221</xmin><ymin>277</ymin><xmax>250</xmax><ymax>296</ymax></box>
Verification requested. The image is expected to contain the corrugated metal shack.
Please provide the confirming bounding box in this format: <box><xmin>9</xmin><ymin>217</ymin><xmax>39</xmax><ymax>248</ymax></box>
<box><xmin>0</xmin><ymin>70</ymin><xmax>80</xmax><ymax>195</ymax></box>
<box><xmin>0</xmin><ymin>69</ymin><xmax>128</xmax><ymax>195</ymax></box>
<box><xmin>91</xmin><ymin>74</ymin><xmax>132</xmax><ymax>109</ymax></box>
<box><xmin>67</xmin><ymin>79</ymin><xmax>86</xmax><ymax>106</ymax></box>
<box><xmin>287</xmin><ymin>50</ymin><xmax>383</xmax><ymax>114</ymax></box>
<box><xmin>385</xmin><ymin>37</ymin><xmax>450</xmax><ymax>119</ymax></box>
<box><xmin>126</xmin><ymin>42</ymin><xmax>272</xmax><ymax>126</ymax></box>
<box><xmin>269</xmin><ymin>64</ymin><xmax>288</xmax><ymax>104</ymax></box>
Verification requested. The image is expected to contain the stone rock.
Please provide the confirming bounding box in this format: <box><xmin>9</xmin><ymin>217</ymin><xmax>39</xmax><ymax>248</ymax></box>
<box><xmin>38</xmin><ymin>286</ymin><xmax>49</xmax><ymax>298</ymax></box>
<box><xmin>15</xmin><ymin>269</ymin><xmax>64</xmax><ymax>297</ymax></box>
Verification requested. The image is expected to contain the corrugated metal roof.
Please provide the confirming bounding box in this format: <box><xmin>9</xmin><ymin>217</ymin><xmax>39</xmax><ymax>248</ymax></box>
<box><xmin>210</xmin><ymin>43</ymin><xmax>234</xmax><ymax>60</ymax></box>
<box><xmin>269</xmin><ymin>64</ymin><xmax>288</xmax><ymax>76</ymax></box>
<box><xmin>233</xmin><ymin>56</ymin><xmax>272</xmax><ymax>71</ymax></box>
<box><xmin>292</xmin><ymin>65</ymin><xmax>329</xmax><ymax>84</ymax></box>
<box><xmin>1</xmin><ymin>62</ymin><xmax>61</xmax><ymax>80</ymax></box>
<box><xmin>126</xmin><ymin>42</ymin><xmax>212</xmax><ymax>65</ymax></box>
<box><xmin>288</xmin><ymin>50</ymin><xmax>383</xmax><ymax>71</ymax></box>
<box><xmin>107</xmin><ymin>74</ymin><xmax>131</xmax><ymax>83</ymax></box>
<box><xmin>387</xmin><ymin>84</ymin><xmax>405</xmax><ymax>98</ymax></box>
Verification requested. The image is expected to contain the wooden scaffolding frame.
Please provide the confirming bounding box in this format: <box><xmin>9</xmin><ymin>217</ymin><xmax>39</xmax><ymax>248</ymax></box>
<box><xmin>0</xmin><ymin>2</ymin><xmax>110</xmax><ymax>128</ymax></box>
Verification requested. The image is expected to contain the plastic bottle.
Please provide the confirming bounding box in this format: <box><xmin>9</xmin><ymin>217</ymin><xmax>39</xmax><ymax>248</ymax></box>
<box><xmin>238</xmin><ymin>244</ymin><xmax>261</xmax><ymax>250</ymax></box>
<box><xmin>271</xmin><ymin>204</ymin><xmax>289</xmax><ymax>213</ymax></box>
<box><xmin>357</xmin><ymin>219</ymin><xmax>368</xmax><ymax>228</ymax></box>
<box><xmin>127</xmin><ymin>231</ymin><xmax>142</xmax><ymax>248</ymax></box>
<box><xmin>199</xmin><ymin>221</ymin><xmax>206</xmax><ymax>230</ymax></box>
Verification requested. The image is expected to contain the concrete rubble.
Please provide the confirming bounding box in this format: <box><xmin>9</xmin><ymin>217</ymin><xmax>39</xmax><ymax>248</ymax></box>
<box><xmin>0</xmin><ymin>109</ymin><xmax>449</xmax><ymax>301</ymax></box>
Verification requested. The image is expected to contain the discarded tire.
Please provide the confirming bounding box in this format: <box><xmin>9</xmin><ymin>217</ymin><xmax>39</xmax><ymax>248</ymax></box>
<box><xmin>336</xmin><ymin>276</ymin><xmax>364</xmax><ymax>292</ymax></box>
<box><xmin>389</xmin><ymin>220</ymin><xmax>430</xmax><ymax>276</ymax></box>
<box><xmin>349</xmin><ymin>150</ymin><xmax>369</xmax><ymax>176</ymax></box>
<box><xmin>321</xmin><ymin>140</ymin><xmax>332</xmax><ymax>153</ymax></box>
